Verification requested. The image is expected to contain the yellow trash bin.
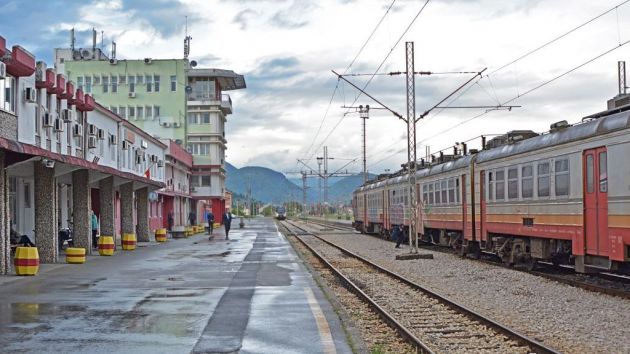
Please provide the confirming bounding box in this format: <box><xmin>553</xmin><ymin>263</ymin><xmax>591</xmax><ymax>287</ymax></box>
<box><xmin>122</xmin><ymin>233</ymin><xmax>137</xmax><ymax>250</ymax></box>
<box><xmin>66</xmin><ymin>248</ymin><xmax>86</xmax><ymax>264</ymax></box>
<box><xmin>14</xmin><ymin>247</ymin><xmax>39</xmax><ymax>276</ymax></box>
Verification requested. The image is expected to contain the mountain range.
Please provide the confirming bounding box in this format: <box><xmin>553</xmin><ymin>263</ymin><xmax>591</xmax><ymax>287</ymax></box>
<box><xmin>225</xmin><ymin>162</ymin><xmax>374</xmax><ymax>204</ymax></box>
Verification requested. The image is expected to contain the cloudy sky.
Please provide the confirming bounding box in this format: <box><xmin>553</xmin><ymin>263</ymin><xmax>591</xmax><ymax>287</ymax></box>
<box><xmin>2</xmin><ymin>0</ymin><xmax>630</xmax><ymax>175</ymax></box>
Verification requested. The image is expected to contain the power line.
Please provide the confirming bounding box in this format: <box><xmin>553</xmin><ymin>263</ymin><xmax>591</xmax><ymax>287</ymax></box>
<box><xmin>300</xmin><ymin>0</ymin><xmax>397</xmax><ymax>160</ymax></box>
<box><xmin>308</xmin><ymin>0</ymin><xmax>432</xmax><ymax>161</ymax></box>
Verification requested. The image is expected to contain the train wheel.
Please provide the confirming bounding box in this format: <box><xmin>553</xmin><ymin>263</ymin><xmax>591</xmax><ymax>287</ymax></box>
<box><xmin>525</xmin><ymin>258</ymin><xmax>537</xmax><ymax>271</ymax></box>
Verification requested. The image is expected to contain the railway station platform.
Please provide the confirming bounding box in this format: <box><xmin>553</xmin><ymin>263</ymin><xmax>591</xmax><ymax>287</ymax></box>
<box><xmin>0</xmin><ymin>218</ymin><xmax>353</xmax><ymax>354</ymax></box>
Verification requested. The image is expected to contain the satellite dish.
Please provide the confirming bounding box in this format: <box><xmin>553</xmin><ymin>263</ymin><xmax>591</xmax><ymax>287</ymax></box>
<box><xmin>190</xmin><ymin>60</ymin><xmax>197</xmax><ymax>67</ymax></box>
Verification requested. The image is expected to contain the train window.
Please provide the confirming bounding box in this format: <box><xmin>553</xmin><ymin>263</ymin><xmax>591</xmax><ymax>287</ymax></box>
<box><xmin>448</xmin><ymin>179</ymin><xmax>455</xmax><ymax>204</ymax></box>
<box><xmin>488</xmin><ymin>172</ymin><xmax>494</xmax><ymax>201</ymax></box>
<box><xmin>422</xmin><ymin>185</ymin><xmax>428</xmax><ymax>204</ymax></box>
<box><xmin>521</xmin><ymin>165</ymin><xmax>533</xmax><ymax>198</ymax></box>
<box><xmin>508</xmin><ymin>167</ymin><xmax>518</xmax><ymax>199</ymax></box>
<box><xmin>435</xmin><ymin>181</ymin><xmax>441</xmax><ymax>204</ymax></box>
<box><xmin>599</xmin><ymin>152</ymin><xmax>607</xmax><ymax>193</ymax></box>
<box><xmin>456</xmin><ymin>178</ymin><xmax>460</xmax><ymax>203</ymax></box>
<box><xmin>586</xmin><ymin>155</ymin><xmax>594</xmax><ymax>193</ymax></box>
<box><xmin>537</xmin><ymin>162</ymin><xmax>550</xmax><ymax>197</ymax></box>
<box><xmin>428</xmin><ymin>183</ymin><xmax>434</xmax><ymax>204</ymax></box>
<box><xmin>496</xmin><ymin>170</ymin><xmax>505</xmax><ymax>200</ymax></box>
<box><xmin>441</xmin><ymin>180</ymin><xmax>448</xmax><ymax>205</ymax></box>
<box><xmin>555</xmin><ymin>158</ymin><xmax>570</xmax><ymax>196</ymax></box>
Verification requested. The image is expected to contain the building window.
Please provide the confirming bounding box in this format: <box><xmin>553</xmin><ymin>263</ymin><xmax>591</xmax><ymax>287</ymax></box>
<box><xmin>555</xmin><ymin>158</ymin><xmax>570</xmax><ymax>197</ymax></box>
<box><xmin>146</xmin><ymin>75</ymin><xmax>153</xmax><ymax>92</ymax></box>
<box><xmin>137</xmin><ymin>106</ymin><xmax>143</xmax><ymax>118</ymax></box>
<box><xmin>119</xmin><ymin>106</ymin><xmax>126</xmax><ymax>119</ymax></box>
<box><xmin>136</xmin><ymin>75</ymin><xmax>144</xmax><ymax>85</ymax></box>
<box><xmin>496</xmin><ymin>170</ymin><xmax>505</xmax><ymax>200</ymax></box>
<box><xmin>202</xmin><ymin>112</ymin><xmax>210</xmax><ymax>124</ymax></box>
<box><xmin>187</xmin><ymin>143</ymin><xmax>210</xmax><ymax>155</ymax></box>
<box><xmin>85</xmin><ymin>76</ymin><xmax>92</xmax><ymax>93</ymax></box>
<box><xmin>129</xmin><ymin>106</ymin><xmax>135</xmax><ymax>119</ymax></box>
<box><xmin>521</xmin><ymin>165</ymin><xmax>533</xmax><ymax>199</ymax></box>
<box><xmin>111</xmin><ymin>75</ymin><xmax>118</xmax><ymax>93</ymax></box>
<box><xmin>119</xmin><ymin>75</ymin><xmax>126</xmax><ymax>85</ymax></box>
<box><xmin>201</xmin><ymin>175</ymin><xmax>211</xmax><ymax>186</ymax></box>
<box><xmin>154</xmin><ymin>106</ymin><xmax>160</xmax><ymax>118</ymax></box>
<box><xmin>77</xmin><ymin>76</ymin><xmax>84</xmax><ymax>91</ymax></box>
<box><xmin>93</xmin><ymin>75</ymin><xmax>100</xmax><ymax>85</ymax></box>
<box><xmin>111</xmin><ymin>106</ymin><xmax>118</xmax><ymax>115</ymax></box>
<box><xmin>154</xmin><ymin>75</ymin><xmax>160</xmax><ymax>92</ymax></box>
<box><xmin>0</xmin><ymin>75</ymin><xmax>16</xmax><ymax>113</ymax></box>
<box><xmin>191</xmin><ymin>176</ymin><xmax>200</xmax><ymax>187</ymax></box>
<box><xmin>507</xmin><ymin>167</ymin><xmax>518</xmax><ymax>200</ymax></box>
<box><xmin>129</xmin><ymin>76</ymin><xmax>135</xmax><ymax>93</ymax></box>
<box><xmin>146</xmin><ymin>106</ymin><xmax>153</xmax><ymax>119</ymax></box>
<box><xmin>170</xmin><ymin>75</ymin><xmax>177</xmax><ymax>91</ymax></box>
<box><xmin>537</xmin><ymin>162</ymin><xmax>550</xmax><ymax>197</ymax></box>
<box><xmin>102</xmin><ymin>76</ymin><xmax>109</xmax><ymax>93</ymax></box>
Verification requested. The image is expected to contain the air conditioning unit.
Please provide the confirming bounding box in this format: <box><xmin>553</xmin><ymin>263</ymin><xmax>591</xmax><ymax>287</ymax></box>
<box><xmin>162</xmin><ymin>122</ymin><xmax>171</xmax><ymax>128</ymax></box>
<box><xmin>88</xmin><ymin>136</ymin><xmax>98</xmax><ymax>149</ymax></box>
<box><xmin>97</xmin><ymin>128</ymin><xmax>105</xmax><ymax>140</ymax></box>
<box><xmin>73</xmin><ymin>124</ymin><xmax>83</xmax><ymax>137</ymax></box>
<box><xmin>61</xmin><ymin>109</ymin><xmax>73</xmax><ymax>122</ymax></box>
<box><xmin>42</xmin><ymin>112</ymin><xmax>53</xmax><ymax>127</ymax></box>
<box><xmin>135</xmin><ymin>154</ymin><xmax>143</xmax><ymax>164</ymax></box>
<box><xmin>128</xmin><ymin>92</ymin><xmax>136</xmax><ymax>98</ymax></box>
<box><xmin>150</xmin><ymin>154</ymin><xmax>159</xmax><ymax>163</ymax></box>
<box><xmin>144</xmin><ymin>58</ymin><xmax>152</xmax><ymax>64</ymax></box>
<box><xmin>109</xmin><ymin>134</ymin><xmax>118</xmax><ymax>145</ymax></box>
<box><xmin>157</xmin><ymin>160</ymin><xmax>164</xmax><ymax>167</ymax></box>
<box><xmin>88</xmin><ymin>124</ymin><xmax>97</xmax><ymax>136</ymax></box>
<box><xmin>173</xmin><ymin>122</ymin><xmax>181</xmax><ymax>128</ymax></box>
<box><xmin>109</xmin><ymin>58</ymin><xmax>117</xmax><ymax>65</ymax></box>
<box><xmin>121</xmin><ymin>140</ymin><xmax>130</xmax><ymax>150</ymax></box>
<box><xmin>140</xmin><ymin>140</ymin><xmax>148</xmax><ymax>149</ymax></box>
<box><xmin>53</xmin><ymin>118</ymin><xmax>63</xmax><ymax>132</ymax></box>
<box><xmin>25</xmin><ymin>87</ymin><xmax>36</xmax><ymax>102</ymax></box>
<box><xmin>0</xmin><ymin>62</ymin><xmax>6</xmax><ymax>79</ymax></box>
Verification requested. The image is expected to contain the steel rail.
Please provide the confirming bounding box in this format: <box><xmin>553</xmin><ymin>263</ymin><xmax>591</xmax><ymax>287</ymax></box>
<box><xmin>285</xmin><ymin>220</ymin><xmax>561</xmax><ymax>354</ymax></box>
<box><xmin>280</xmin><ymin>221</ymin><xmax>434</xmax><ymax>354</ymax></box>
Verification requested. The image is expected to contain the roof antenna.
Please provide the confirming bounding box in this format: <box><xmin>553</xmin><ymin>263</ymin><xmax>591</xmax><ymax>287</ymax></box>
<box><xmin>101</xmin><ymin>30</ymin><xmax>104</xmax><ymax>50</ymax></box>
<box><xmin>111</xmin><ymin>41</ymin><xmax>117</xmax><ymax>60</ymax></box>
<box><xmin>184</xmin><ymin>15</ymin><xmax>192</xmax><ymax>59</ymax></box>
<box><xmin>92</xmin><ymin>28</ymin><xmax>97</xmax><ymax>58</ymax></box>
<box><xmin>70</xmin><ymin>27</ymin><xmax>75</xmax><ymax>51</ymax></box>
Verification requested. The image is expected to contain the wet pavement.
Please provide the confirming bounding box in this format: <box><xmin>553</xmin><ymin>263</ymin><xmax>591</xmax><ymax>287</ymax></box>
<box><xmin>0</xmin><ymin>218</ymin><xmax>353</xmax><ymax>354</ymax></box>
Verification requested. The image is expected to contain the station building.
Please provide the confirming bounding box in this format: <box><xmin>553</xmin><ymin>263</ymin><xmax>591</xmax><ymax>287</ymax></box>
<box><xmin>54</xmin><ymin>44</ymin><xmax>245</xmax><ymax>224</ymax></box>
<box><xmin>0</xmin><ymin>35</ymin><xmax>168</xmax><ymax>274</ymax></box>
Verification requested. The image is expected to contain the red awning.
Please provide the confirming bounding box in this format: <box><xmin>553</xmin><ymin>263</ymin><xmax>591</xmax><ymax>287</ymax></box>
<box><xmin>81</xmin><ymin>94</ymin><xmax>95</xmax><ymax>111</ymax></box>
<box><xmin>69</xmin><ymin>88</ymin><xmax>84</xmax><ymax>107</ymax></box>
<box><xmin>61</xmin><ymin>81</ymin><xmax>74</xmax><ymax>100</ymax></box>
<box><xmin>4</xmin><ymin>45</ymin><xmax>35</xmax><ymax>77</ymax></box>
<box><xmin>55</xmin><ymin>74</ymin><xmax>66</xmax><ymax>96</ymax></box>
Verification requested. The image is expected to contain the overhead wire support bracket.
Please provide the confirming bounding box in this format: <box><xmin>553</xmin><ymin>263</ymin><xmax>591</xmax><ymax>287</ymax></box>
<box><xmin>332</xmin><ymin>70</ymin><xmax>405</xmax><ymax>122</ymax></box>
<box><xmin>435</xmin><ymin>105</ymin><xmax>521</xmax><ymax>110</ymax></box>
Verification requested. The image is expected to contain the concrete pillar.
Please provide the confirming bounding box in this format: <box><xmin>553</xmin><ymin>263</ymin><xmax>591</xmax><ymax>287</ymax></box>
<box><xmin>120</xmin><ymin>182</ymin><xmax>134</xmax><ymax>236</ymax></box>
<box><xmin>34</xmin><ymin>161</ymin><xmax>58</xmax><ymax>263</ymax></box>
<box><xmin>72</xmin><ymin>169</ymin><xmax>91</xmax><ymax>251</ymax></box>
<box><xmin>0</xmin><ymin>151</ymin><xmax>10</xmax><ymax>274</ymax></box>
<box><xmin>136</xmin><ymin>187</ymin><xmax>149</xmax><ymax>242</ymax></box>
<box><xmin>99</xmin><ymin>177</ymin><xmax>115</xmax><ymax>238</ymax></box>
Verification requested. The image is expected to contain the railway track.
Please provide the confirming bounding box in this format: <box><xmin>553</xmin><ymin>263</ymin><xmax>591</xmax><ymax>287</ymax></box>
<box><xmin>281</xmin><ymin>219</ymin><xmax>559</xmax><ymax>354</ymax></box>
<box><xmin>305</xmin><ymin>218</ymin><xmax>630</xmax><ymax>300</ymax></box>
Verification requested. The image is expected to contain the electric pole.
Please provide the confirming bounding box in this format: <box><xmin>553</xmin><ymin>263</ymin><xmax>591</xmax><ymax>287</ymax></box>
<box><xmin>359</xmin><ymin>105</ymin><xmax>369</xmax><ymax>183</ymax></box>
<box><xmin>406</xmin><ymin>42</ymin><xmax>419</xmax><ymax>254</ymax></box>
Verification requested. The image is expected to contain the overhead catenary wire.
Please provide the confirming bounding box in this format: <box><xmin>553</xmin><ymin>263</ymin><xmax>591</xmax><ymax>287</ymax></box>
<box><xmin>300</xmin><ymin>0</ymin><xmax>398</xmax><ymax>161</ymax></box>
<box><xmin>307</xmin><ymin>0</ymin><xmax>432</xmax><ymax>162</ymax></box>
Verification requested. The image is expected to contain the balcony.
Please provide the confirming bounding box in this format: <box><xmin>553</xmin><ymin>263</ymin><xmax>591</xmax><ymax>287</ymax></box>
<box><xmin>186</xmin><ymin>92</ymin><xmax>233</xmax><ymax>114</ymax></box>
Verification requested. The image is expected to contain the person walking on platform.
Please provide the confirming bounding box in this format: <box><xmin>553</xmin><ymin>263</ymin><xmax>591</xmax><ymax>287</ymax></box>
<box><xmin>167</xmin><ymin>212</ymin><xmax>174</xmax><ymax>231</ymax></box>
<box><xmin>222</xmin><ymin>211</ymin><xmax>232</xmax><ymax>240</ymax></box>
<box><xmin>91</xmin><ymin>211</ymin><xmax>99</xmax><ymax>249</ymax></box>
<box><xmin>392</xmin><ymin>225</ymin><xmax>403</xmax><ymax>248</ymax></box>
<box><xmin>207</xmin><ymin>211</ymin><xmax>215</xmax><ymax>236</ymax></box>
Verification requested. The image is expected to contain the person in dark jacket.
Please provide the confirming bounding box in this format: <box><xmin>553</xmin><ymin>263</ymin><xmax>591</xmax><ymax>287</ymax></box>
<box><xmin>222</xmin><ymin>211</ymin><xmax>232</xmax><ymax>240</ymax></box>
<box><xmin>167</xmin><ymin>212</ymin><xmax>174</xmax><ymax>231</ymax></box>
<box><xmin>207</xmin><ymin>211</ymin><xmax>215</xmax><ymax>235</ymax></box>
<box><xmin>188</xmin><ymin>211</ymin><xmax>196</xmax><ymax>226</ymax></box>
<box><xmin>392</xmin><ymin>225</ymin><xmax>404</xmax><ymax>248</ymax></box>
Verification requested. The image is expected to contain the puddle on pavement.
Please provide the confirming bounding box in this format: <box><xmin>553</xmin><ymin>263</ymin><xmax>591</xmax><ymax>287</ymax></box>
<box><xmin>191</xmin><ymin>251</ymin><xmax>231</xmax><ymax>259</ymax></box>
<box><xmin>1</xmin><ymin>303</ymin><xmax>88</xmax><ymax>324</ymax></box>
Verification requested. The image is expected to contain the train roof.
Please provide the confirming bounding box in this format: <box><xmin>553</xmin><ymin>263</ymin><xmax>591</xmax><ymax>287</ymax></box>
<box><xmin>476</xmin><ymin>111</ymin><xmax>630</xmax><ymax>163</ymax></box>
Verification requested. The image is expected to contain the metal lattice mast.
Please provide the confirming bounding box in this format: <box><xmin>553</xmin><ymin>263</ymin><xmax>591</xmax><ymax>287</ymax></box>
<box><xmin>324</xmin><ymin>146</ymin><xmax>329</xmax><ymax>206</ymax></box>
<box><xmin>619</xmin><ymin>61</ymin><xmax>627</xmax><ymax>95</ymax></box>
<box><xmin>359</xmin><ymin>105</ymin><xmax>370</xmax><ymax>183</ymax></box>
<box><xmin>302</xmin><ymin>171</ymin><xmax>307</xmax><ymax>215</ymax></box>
<box><xmin>406</xmin><ymin>42</ymin><xmax>418</xmax><ymax>253</ymax></box>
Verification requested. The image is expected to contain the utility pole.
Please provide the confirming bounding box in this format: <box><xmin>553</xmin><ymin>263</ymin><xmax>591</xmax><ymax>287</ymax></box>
<box><xmin>317</xmin><ymin>157</ymin><xmax>323</xmax><ymax>215</ymax></box>
<box><xmin>359</xmin><ymin>105</ymin><xmax>370</xmax><ymax>183</ymax></box>
<box><xmin>406</xmin><ymin>42</ymin><xmax>419</xmax><ymax>254</ymax></box>
<box><xmin>323</xmin><ymin>146</ymin><xmax>329</xmax><ymax>213</ymax></box>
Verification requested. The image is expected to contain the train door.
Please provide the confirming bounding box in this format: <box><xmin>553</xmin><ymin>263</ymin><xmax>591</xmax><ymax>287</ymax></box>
<box><xmin>583</xmin><ymin>147</ymin><xmax>609</xmax><ymax>256</ymax></box>
<box><xmin>479</xmin><ymin>170</ymin><xmax>486</xmax><ymax>243</ymax></box>
<box><xmin>462</xmin><ymin>174</ymin><xmax>468</xmax><ymax>238</ymax></box>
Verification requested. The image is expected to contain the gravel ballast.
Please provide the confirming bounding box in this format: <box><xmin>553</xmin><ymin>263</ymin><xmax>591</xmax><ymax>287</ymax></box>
<box><xmin>315</xmin><ymin>231</ymin><xmax>630</xmax><ymax>354</ymax></box>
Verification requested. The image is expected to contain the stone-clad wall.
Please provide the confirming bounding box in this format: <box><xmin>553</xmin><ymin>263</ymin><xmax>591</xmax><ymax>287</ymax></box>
<box><xmin>0</xmin><ymin>111</ymin><xmax>18</xmax><ymax>141</ymax></box>
<box><xmin>121</xmin><ymin>182</ymin><xmax>134</xmax><ymax>235</ymax></box>
<box><xmin>136</xmin><ymin>187</ymin><xmax>149</xmax><ymax>242</ymax></box>
<box><xmin>34</xmin><ymin>161</ymin><xmax>58</xmax><ymax>263</ymax></box>
<box><xmin>99</xmin><ymin>177</ymin><xmax>115</xmax><ymax>238</ymax></box>
<box><xmin>72</xmin><ymin>170</ymin><xmax>91</xmax><ymax>251</ymax></box>
<box><xmin>0</xmin><ymin>151</ymin><xmax>9</xmax><ymax>274</ymax></box>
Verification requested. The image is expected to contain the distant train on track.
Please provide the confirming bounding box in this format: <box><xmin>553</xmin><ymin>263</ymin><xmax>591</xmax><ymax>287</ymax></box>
<box><xmin>352</xmin><ymin>105</ymin><xmax>630</xmax><ymax>274</ymax></box>
<box><xmin>275</xmin><ymin>206</ymin><xmax>287</xmax><ymax>220</ymax></box>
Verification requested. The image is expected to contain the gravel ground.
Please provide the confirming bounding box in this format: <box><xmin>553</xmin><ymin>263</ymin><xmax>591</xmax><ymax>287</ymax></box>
<box><xmin>312</xmin><ymin>229</ymin><xmax>630</xmax><ymax>354</ymax></box>
<box><xmin>287</xmin><ymin>232</ymin><xmax>416</xmax><ymax>354</ymax></box>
